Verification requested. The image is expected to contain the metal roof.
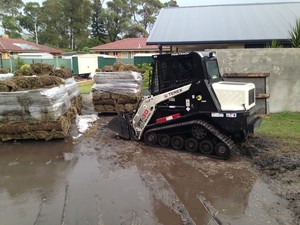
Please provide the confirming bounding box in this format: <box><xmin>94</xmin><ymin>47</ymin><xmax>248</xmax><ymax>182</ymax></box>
<box><xmin>147</xmin><ymin>2</ymin><xmax>300</xmax><ymax>45</ymax></box>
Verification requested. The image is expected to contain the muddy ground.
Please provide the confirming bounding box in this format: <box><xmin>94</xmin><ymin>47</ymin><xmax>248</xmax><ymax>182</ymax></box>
<box><xmin>0</xmin><ymin>94</ymin><xmax>299</xmax><ymax>225</ymax></box>
<box><xmin>240</xmin><ymin>135</ymin><xmax>300</xmax><ymax>224</ymax></box>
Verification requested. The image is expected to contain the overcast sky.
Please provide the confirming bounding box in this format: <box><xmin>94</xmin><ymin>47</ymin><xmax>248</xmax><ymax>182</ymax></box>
<box><xmin>22</xmin><ymin>0</ymin><xmax>300</xmax><ymax>7</ymax></box>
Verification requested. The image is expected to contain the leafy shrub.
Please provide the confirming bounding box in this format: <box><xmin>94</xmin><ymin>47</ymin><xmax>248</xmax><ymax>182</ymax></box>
<box><xmin>136</xmin><ymin>63</ymin><xmax>152</xmax><ymax>88</ymax></box>
<box><xmin>290</xmin><ymin>18</ymin><xmax>300</xmax><ymax>48</ymax></box>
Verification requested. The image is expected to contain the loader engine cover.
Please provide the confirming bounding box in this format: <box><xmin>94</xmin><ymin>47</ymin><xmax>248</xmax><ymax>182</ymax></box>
<box><xmin>212</xmin><ymin>81</ymin><xmax>255</xmax><ymax>111</ymax></box>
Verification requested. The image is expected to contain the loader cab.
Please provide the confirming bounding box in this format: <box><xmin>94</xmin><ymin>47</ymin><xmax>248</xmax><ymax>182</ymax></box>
<box><xmin>150</xmin><ymin>51</ymin><xmax>222</xmax><ymax>95</ymax></box>
<box><xmin>199</xmin><ymin>51</ymin><xmax>223</xmax><ymax>82</ymax></box>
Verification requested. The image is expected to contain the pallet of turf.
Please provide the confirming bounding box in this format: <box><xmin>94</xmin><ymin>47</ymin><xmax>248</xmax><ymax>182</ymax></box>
<box><xmin>92</xmin><ymin>71</ymin><xmax>142</xmax><ymax>113</ymax></box>
<box><xmin>0</xmin><ymin>76</ymin><xmax>81</xmax><ymax>141</ymax></box>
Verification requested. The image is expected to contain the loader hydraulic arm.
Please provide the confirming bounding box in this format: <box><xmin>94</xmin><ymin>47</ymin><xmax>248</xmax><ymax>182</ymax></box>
<box><xmin>132</xmin><ymin>84</ymin><xmax>191</xmax><ymax>139</ymax></box>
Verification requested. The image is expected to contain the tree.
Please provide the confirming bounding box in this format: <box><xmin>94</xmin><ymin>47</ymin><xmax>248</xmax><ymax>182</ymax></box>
<box><xmin>2</xmin><ymin>15</ymin><xmax>22</xmax><ymax>38</ymax></box>
<box><xmin>19</xmin><ymin>2</ymin><xmax>41</xmax><ymax>43</ymax></box>
<box><xmin>0</xmin><ymin>0</ymin><xmax>23</xmax><ymax>16</ymax></box>
<box><xmin>289</xmin><ymin>18</ymin><xmax>300</xmax><ymax>48</ymax></box>
<box><xmin>91</xmin><ymin>0</ymin><xmax>108</xmax><ymax>44</ymax></box>
<box><xmin>38</xmin><ymin>0</ymin><xmax>66</xmax><ymax>48</ymax></box>
<box><xmin>38</xmin><ymin>0</ymin><xmax>92</xmax><ymax>50</ymax></box>
<box><xmin>135</xmin><ymin>0</ymin><xmax>164</xmax><ymax>32</ymax></box>
<box><xmin>0</xmin><ymin>0</ymin><xmax>23</xmax><ymax>37</ymax></box>
<box><xmin>99</xmin><ymin>0</ymin><xmax>165</xmax><ymax>40</ymax></box>
<box><xmin>104</xmin><ymin>0</ymin><xmax>131</xmax><ymax>41</ymax></box>
<box><xmin>123</xmin><ymin>24</ymin><xmax>148</xmax><ymax>38</ymax></box>
<box><xmin>61</xmin><ymin>0</ymin><xmax>92</xmax><ymax>50</ymax></box>
<box><xmin>163</xmin><ymin>0</ymin><xmax>178</xmax><ymax>7</ymax></box>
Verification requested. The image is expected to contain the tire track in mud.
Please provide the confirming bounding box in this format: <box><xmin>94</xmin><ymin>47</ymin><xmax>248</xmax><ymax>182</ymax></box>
<box><xmin>60</xmin><ymin>183</ymin><xmax>69</xmax><ymax>225</ymax></box>
<box><xmin>139</xmin><ymin>171</ymin><xmax>196</xmax><ymax>225</ymax></box>
<box><xmin>33</xmin><ymin>200</ymin><xmax>45</xmax><ymax>225</ymax></box>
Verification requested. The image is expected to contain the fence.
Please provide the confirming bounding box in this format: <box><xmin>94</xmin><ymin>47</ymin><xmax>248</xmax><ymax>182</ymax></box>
<box><xmin>0</xmin><ymin>57</ymin><xmax>140</xmax><ymax>74</ymax></box>
<box><xmin>0</xmin><ymin>58</ymin><xmax>72</xmax><ymax>72</ymax></box>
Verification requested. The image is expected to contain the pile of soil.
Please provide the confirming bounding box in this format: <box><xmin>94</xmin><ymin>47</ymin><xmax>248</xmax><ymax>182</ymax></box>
<box><xmin>92</xmin><ymin>71</ymin><xmax>142</xmax><ymax>113</ymax></box>
<box><xmin>240</xmin><ymin>135</ymin><xmax>300</xmax><ymax>223</ymax></box>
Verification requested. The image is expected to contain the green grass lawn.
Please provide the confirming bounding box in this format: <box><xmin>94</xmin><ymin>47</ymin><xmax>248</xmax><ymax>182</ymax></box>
<box><xmin>77</xmin><ymin>80</ymin><xmax>94</xmax><ymax>94</ymax></box>
<box><xmin>256</xmin><ymin>112</ymin><xmax>300</xmax><ymax>147</ymax></box>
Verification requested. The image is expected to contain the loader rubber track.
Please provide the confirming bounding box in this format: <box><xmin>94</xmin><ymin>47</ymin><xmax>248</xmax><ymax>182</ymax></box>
<box><xmin>143</xmin><ymin>120</ymin><xmax>237</xmax><ymax>160</ymax></box>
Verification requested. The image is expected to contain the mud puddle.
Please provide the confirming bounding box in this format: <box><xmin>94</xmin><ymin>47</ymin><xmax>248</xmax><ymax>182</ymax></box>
<box><xmin>0</xmin><ymin>117</ymin><xmax>296</xmax><ymax>225</ymax></box>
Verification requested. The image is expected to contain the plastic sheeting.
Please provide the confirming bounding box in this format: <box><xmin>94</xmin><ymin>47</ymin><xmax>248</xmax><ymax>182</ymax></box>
<box><xmin>0</xmin><ymin>85</ymin><xmax>71</xmax><ymax>122</ymax></box>
<box><xmin>0</xmin><ymin>75</ymin><xmax>82</xmax><ymax>141</ymax></box>
<box><xmin>0</xmin><ymin>73</ymin><xmax>14</xmax><ymax>80</ymax></box>
<box><xmin>92</xmin><ymin>71</ymin><xmax>142</xmax><ymax>96</ymax></box>
<box><xmin>93</xmin><ymin>71</ymin><xmax>142</xmax><ymax>84</ymax></box>
<box><xmin>65</xmin><ymin>77</ymin><xmax>80</xmax><ymax>99</ymax></box>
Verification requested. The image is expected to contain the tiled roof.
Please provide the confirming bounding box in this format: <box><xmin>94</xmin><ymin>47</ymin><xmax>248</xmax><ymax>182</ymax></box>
<box><xmin>90</xmin><ymin>38</ymin><xmax>161</xmax><ymax>51</ymax></box>
<box><xmin>0</xmin><ymin>37</ymin><xmax>63</xmax><ymax>54</ymax></box>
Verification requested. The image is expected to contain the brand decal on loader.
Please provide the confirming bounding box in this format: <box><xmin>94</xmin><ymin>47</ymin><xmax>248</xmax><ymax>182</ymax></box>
<box><xmin>168</xmin><ymin>88</ymin><xmax>183</xmax><ymax>97</ymax></box>
<box><xmin>141</xmin><ymin>109</ymin><xmax>149</xmax><ymax>119</ymax></box>
<box><xmin>137</xmin><ymin>109</ymin><xmax>150</xmax><ymax>127</ymax></box>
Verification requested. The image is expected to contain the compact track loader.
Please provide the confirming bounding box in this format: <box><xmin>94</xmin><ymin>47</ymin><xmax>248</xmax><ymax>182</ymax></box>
<box><xmin>108</xmin><ymin>51</ymin><xmax>261</xmax><ymax>159</ymax></box>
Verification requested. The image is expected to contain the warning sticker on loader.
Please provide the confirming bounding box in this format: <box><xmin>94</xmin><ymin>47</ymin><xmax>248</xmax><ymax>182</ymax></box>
<box><xmin>211</xmin><ymin>113</ymin><xmax>224</xmax><ymax>117</ymax></box>
<box><xmin>226</xmin><ymin>113</ymin><xmax>237</xmax><ymax>118</ymax></box>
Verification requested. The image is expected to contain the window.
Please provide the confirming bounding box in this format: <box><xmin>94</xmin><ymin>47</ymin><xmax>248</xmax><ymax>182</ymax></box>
<box><xmin>205</xmin><ymin>60</ymin><xmax>220</xmax><ymax>80</ymax></box>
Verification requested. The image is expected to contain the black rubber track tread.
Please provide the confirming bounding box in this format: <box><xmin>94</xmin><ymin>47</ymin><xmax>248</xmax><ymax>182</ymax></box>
<box><xmin>143</xmin><ymin>120</ymin><xmax>237</xmax><ymax>160</ymax></box>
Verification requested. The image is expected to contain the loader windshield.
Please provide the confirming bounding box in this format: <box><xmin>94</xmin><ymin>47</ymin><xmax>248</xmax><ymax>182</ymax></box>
<box><xmin>205</xmin><ymin>60</ymin><xmax>221</xmax><ymax>80</ymax></box>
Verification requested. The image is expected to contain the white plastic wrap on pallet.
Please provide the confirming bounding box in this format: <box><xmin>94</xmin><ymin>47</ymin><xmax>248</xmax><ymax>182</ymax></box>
<box><xmin>0</xmin><ymin>85</ymin><xmax>71</xmax><ymax>122</ymax></box>
<box><xmin>64</xmin><ymin>77</ymin><xmax>80</xmax><ymax>99</ymax></box>
<box><xmin>92</xmin><ymin>71</ymin><xmax>142</xmax><ymax>96</ymax></box>
<box><xmin>92</xmin><ymin>83</ymin><xmax>141</xmax><ymax>94</ymax></box>
<box><xmin>0</xmin><ymin>73</ymin><xmax>14</xmax><ymax>80</ymax></box>
<box><xmin>93</xmin><ymin>71</ymin><xmax>142</xmax><ymax>84</ymax></box>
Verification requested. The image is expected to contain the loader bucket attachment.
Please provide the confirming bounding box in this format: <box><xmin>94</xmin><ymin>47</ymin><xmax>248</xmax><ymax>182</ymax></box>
<box><xmin>108</xmin><ymin>113</ymin><xmax>134</xmax><ymax>140</ymax></box>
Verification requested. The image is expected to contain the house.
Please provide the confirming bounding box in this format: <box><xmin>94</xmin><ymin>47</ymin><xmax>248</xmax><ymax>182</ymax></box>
<box><xmin>0</xmin><ymin>35</ymin><xmax>63</xmax><ymax>59</ymax></box>
<box><xmin>90</xmin><ymin>38</ymin><xmax>168</xmax><ymax>59</ymax></box>
<box><xmin>147</xmin><ymin>1</ymin><xmax>300</xmax><ymax>51</ymax></box>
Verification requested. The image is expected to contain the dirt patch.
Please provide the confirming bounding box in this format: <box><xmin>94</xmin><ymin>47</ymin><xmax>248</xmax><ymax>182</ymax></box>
<box><xmin>240</xmin><ymin>135</ymin><xmax>300</xmax><ymax>224</ymax></box>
